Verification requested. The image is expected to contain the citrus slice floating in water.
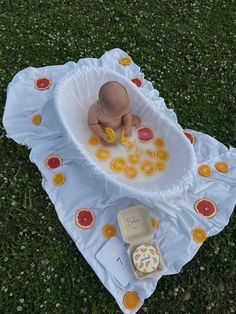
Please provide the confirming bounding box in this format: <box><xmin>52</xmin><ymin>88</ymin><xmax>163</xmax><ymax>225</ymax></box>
<box><xmin>32</xmin><ymin>114</ymin><xmax>42</xmax><ymax>125</ymax></box>
<box><xmin>96</xmin><ymin>148</ymin><xmax>110</xmax><ymax>160</ymax></box>
<box><xmin>88</xmin><ymin>135</ymin><xmax>100</xmax><ymax>146</ymax></box>
<box><xmin>118</xmin><ymin>56</ymin><xmax>132</xmax><ymax>66</ymax></box>
<box><xmin>183</xmin><ymin>130</ymin><xmax>195</xmax><ymax>144</ymax></box>
<box><xmin>155</xmin><ymin>150</ymin><xmax>169</xmax><ymax>161</ymax></box>
<box><xmin>194</xmin><ymin>198</ymin><xmax>217</xmax><ymax>219</ymax></box>
<box><xmin>52</xmin><ymin>173</ymin><xmax>65</xmax><ymax>186</ymax></box>
<box><xmin>150</xmin><ymin>217</ymin><xmax>158</xmax><ymax>230</ymax></box>
<box><xmin>75</xmin><ymin>208</ymin><xmax>95</xmax><ymax>229</ymax></box>
<box><xmin>154</xmin><ymin>138</ymin><xmax>165</xmax><ymax>148</ymax></box>
<box><xmin>155</xmin><ymin>162</ymin><xmax>166</xmax><ymax>172</ymax></box>
<box><xmin>45</xmin><ymin>155</ymin><xmax>62</xmax><ymax>169</ymax></box>
<box><xmin>102</xmin><ymin>224</ymin><xmax>116</xmax><ymax>238</ymax></box>
<box><xmin>123</xmin><ymin>291</ymin><xmax>140</xmax><ymax>310</ymax></box>
<box><xmin>120</xmin><ymin>129</ymin><xmax>129</xmax><ymax>145</ymax></box>
<box><xmin>34</xmin><ymin>77</ymin><xmax>52</xmax><ymax>90</ymax></box>
<box><xmin>215</xmin><ymin>161</ymin><xmax>229</xmax><ymax>173</ymax></box>
<box><xmin>198</xmin><ymin>164</ymin><xmax>212</xmax><ymax>177</ymax></box>
<box><xmin>111</xmin><ymin>157</ymin><xmax>126</xmax><ymax>172</ymax></box>
<box><xmin>124</xmin><ymin>166</ymin><xmax>137</xmax><ymax>179</ymax></box>
<box><xmin>127</xmin><ymin>154</ymin><xmax>140</xmax><ymax>164</ymax></box>
<box><xmin>105</xmin><ymin>127</ymin><xmax>115</xmax><ymax>143</ymax></box>
<box><xmin>140</xmin><ymin>160</ymin><xmax>155</xmax><ymax>176</ymax></box>
<box><xmin>137</xmin><ymin>126</ymin><xmax>154</xmax><ymax>143</ymax></box>
<box><xmin>191</xmin><ymin>227</ymin><xmax>207</xmax><ymax>243</ymax></box>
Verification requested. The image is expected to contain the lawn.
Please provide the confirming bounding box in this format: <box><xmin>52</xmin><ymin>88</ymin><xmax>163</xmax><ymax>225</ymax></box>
<box><xmin>0</xmin><ymin>1</ymin><xmax>235</xmax><ymax>313</ymax></box>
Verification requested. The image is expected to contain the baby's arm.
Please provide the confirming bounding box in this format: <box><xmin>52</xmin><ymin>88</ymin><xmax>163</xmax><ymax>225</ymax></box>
<box><xmin>88</xmin><ymin>107</ymin><xmax>108</xmax><ymax>142</ymax></box>
<box><xmin>122</xmin><ymin>112</ymin><xmax>132</xmax><ymax>137</ymax></box>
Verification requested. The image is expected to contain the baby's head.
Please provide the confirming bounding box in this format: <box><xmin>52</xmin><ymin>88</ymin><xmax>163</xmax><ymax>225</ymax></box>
<box><xmin>98</xmin><ymin>81</ymin><xmax>130</xmax><ymax>118</ymax></box>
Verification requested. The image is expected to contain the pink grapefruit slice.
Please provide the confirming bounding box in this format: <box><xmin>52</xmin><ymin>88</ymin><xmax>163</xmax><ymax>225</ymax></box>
<box><xmin>137</xmin><ymin>126</ymin><xmax>154</xmax><ymax>143</ymax></box>
<box><xmin>45</xmin><ymin>155</ymin><xmax>62</xmax><ymax>170</ymax></box>
<box><xmin>34</xmin><ymin>77</ymin><xmax>52</xmax><ymax>90</ymax></box>
<box><xmin>194</xmin><ymin>199</ymin><xmax>217</xmax><ymax>218</ymax></box>
<box><xmin>131</xmin><ymin>77</ymin><xmax>142</xmax><ymax>87</ymax></box>
<box><xmin>75</xmin><ymin>208</ymin><xmax>95</xmax><ymax>229</ymax></box>
<box><xmin>183</xmin><ymin>130</ymin><xmax>195</xmax><ymax>144</ymax></box>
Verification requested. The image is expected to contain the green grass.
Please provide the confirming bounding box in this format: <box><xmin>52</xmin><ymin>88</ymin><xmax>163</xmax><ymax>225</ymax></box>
<box><xmin>0</xmin><ymin>0</ymin><xmax>235</xmax><ymax>313</ymax></box>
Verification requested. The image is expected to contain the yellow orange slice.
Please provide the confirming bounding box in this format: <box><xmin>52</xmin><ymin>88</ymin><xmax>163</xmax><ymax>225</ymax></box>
<box><xmin>124</xmin><ymin>166</ymin><xmax>137</xmax><ymax>179</ymax></box>
<box><xmin>102</xmin><ymin>224</ymin><xmax>116</xmax><ymax>238</ymax></box>
<box><xmin>96</xmin><ymin>148</ymin><xmax>110</xmax><ymax>160</ymax></box>
<box><xmin>118</xmin><ymin>57</ymin><xmax>132</xmax><ymax>66</ymax></box>
<box><xmin>156</xmin><ymin>162</ymin><xmax>166</xmax><ymax>172</ymax></box>
<box><xmin>32</xmin><ymin>114</ymin><xmax>42</xmax><ymax>125</ymax></box>
<box><xmin>198</xmin><ymin>164</ymin><xmax>212</xmax><ymax>177</ymax></box>
<box><xmin>127</xmin><ymin>154</ymin><xmax>140</xmax><ymax>164</ymax></box>
<box><xmin>88</xmin><ymin>135</ymin><xmax>100</xmax><ymax>146</ymax></box>
<box><xmin>154</xmin><ymin>138</ymin><xmax>165</xmax><ymax>148</ymax></box>
<box><xmin>111</xmin><ymin>157</ymin><xmax>126</xmax><ymax>172</ymax></box>
<box><xmin>155</xmin><ymin>149</ymin><xmax>169</xmax><ymax>161</ymax></box>
<box><xmin>52</xmin><ymin>173</ymin><xmax>65</xmax><ymax>186</ymax></box>
<box><xmin>105</xmin><ymin>127</ymin><xmax>115</xmax><ymax>143</ymax></box>
<box><xmin>146</xmin><ymin>150</ymin><xmax>155</xmax><ymax>159</ymax></box>
<box><xmin>123</xmin><ymin>291</ymin><xmax>140</xmax><ymax>310</ymax></box>
<box><xmin>191</xmin><ymin>227</ymin><xmax>207</xmax><ymax>243</ymax></box>
<box><xmin>150</xmin><ymin>217</ymin><xmax>158</xmax><ymax>230</ymax></box>
<box><xmin>140</xmin><ymin>160</ymin><xmax>155</xmax><ymax>176</ymax></box>
<box><xmin>120</xmin><ymin>129</ymin><xmax>129</xmax><ymax>144</ymax></box>
<box><xmin>215</xmin><ymin>161</ymin><xmax>229</xmax><ymax>173</ymax></box>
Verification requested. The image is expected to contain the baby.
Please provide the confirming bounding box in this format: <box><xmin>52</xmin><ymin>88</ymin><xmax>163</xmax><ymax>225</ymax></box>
<box><xmin>88</xmin><ymin>81</ymin><xmax>141</xmax><ymax>144</ymax></box>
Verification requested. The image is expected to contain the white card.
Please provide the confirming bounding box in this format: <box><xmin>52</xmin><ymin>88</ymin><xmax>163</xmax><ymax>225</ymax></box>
<box><xmin>96</xmin><ymin>236</ymin><xmax>133</xmax><ymax>286</ymax></box>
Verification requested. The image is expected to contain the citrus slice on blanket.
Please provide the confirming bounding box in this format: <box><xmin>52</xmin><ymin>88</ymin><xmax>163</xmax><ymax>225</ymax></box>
<box><xmin>194</xmin><ymin>199</ymin><xmax>217</xmax><ymax>218</ymax></box>
<box><xmin>155</xmin><ymin>162</ymin><xmax>166</xmax><ymax>172</ymax></box>
<box><xmin>140</xmin><ymin>160</ymin><xmax>155</xmax><ymax>176</ymax></box>
<box><xmin>215</xmin><ymin>161</ymin><xmax>229</xmax><ymax>173</ymax></box>
<box><xmin>111</xmin><ymin>157</ymin><xmax>126</xmax><ymax>172</ymax></box>
<box><xmin>32</xmin><ymin>114</ymin><xmax>42</xmax><ymax>125</ymax></box>
<box><xmin>154</xmin><ymin>138</ymin><xmax>165</xmax><ymax>148</ymax></box>
<box><xmin>118</xmin><ymin>57</ymin><xmax>132</xmax><ymax>66</ymax></box>
<box><xmin>52</xmin><ymin>173</ymin><xmax>65</xmax><ymax>186</ymax></box>
<box><xmin>131</xmin><ymin>77</ymin><xmax>142</xmax><ymax>87</ymax></box>
<box><xmin>183</xmin><ymin>130</ymin><xmax>195</xmax><ymax>144</ymax></box>
<box><xmin>75</xmin><ymin>208</ymin><xmax>95</xmax><ymax>229</ymax></box>
<box><xmin>198</xmin><ymin>164</ymin><xmax>212</xmax><ymax>177</ymax></box>
<box><xmin>145</xmin><ymin>150</ymin><xmax>155</xmax><ymax>159</ymax></box>
<box><xmin>88</xmin><ymin>135</ymin><xmax>100</xmax><ymax>146</ymax></box>
<box><xmin>155</xmin><ymin>149</ymin><xmax>169</xmax><ymax>161</ymax></box>
<box><xmin>120</xmin><ymin>129</ymin><xmax>129</xmax><ymax>145</ymax></box>
<box><xmin>96</xmin><ymin>148</ymin><xmax>110</xmax><ymax>160</ymax></box>
<box><xmin>45</xmin><ymin>155</ymin><xmax>62</xmax><ymax>169</ymax></box>
<box><xmin>123</xmin><ymin>291</ymin><xmax>140</xmax><ymax>310</ymax></box>
<box><xmin>191</xmin><ymin>227</ymin><xmax>207</xmax><ymax>243</ymax></box>
<box><xmin>105</xmin><ymin>127</ymin><xmax>115</xmax><ymax>143</ymax></box>
<box><xmin>127</xmin><ymin>154</ymin><xmax>140</xmax><ymax>164</ymax></box>
<box><xmin>150</xmin><ymin>217</ymin><xmax>158</xmax><ymax>230</ymax></box>
<box><xmin>124</xmin><ymin>166</ymin><xmax>137</xmax><ymax>179</ymax></box>
<box><xmin>34</xmin><ymin>77</ymin><xmax>52</xmax><ymax>90</ymax></box>
<box><xmin>137</xmin><ymin>126</ymin><xmax>154</xmax><ymax>143</ymax></box>
<box><xmin>102</xmin><ymin>224</ymin><xmax>116</xmax><ymax>238</ymax></box>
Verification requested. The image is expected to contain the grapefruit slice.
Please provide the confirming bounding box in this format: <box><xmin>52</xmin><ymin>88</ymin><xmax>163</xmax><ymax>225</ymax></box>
<box><xmin>194</xmin><ymin>198</ymin><xmax>217</xmax><ymax>218</ymax></box>
<box><xmin>88</xmin><ymin>135</ymin><xmax>100</xmax><ymax>146</ymax></box>
<box><xmin>131</xmin><ymin>77</ymin><xmax>142</xmax><ymax>87</ymax></box>
<box><xmin>96</xmin><ymin>148</ymin><xmax>110</xmax><ymax>160</ymax></box>
<box><xmin>150</xmin><ymin>217</ymin><xmax>158</xmax><ymax>230</ymax></box>
<box><xmin>52</xmin><ymin>173</ymin><xmax>65</xmax><ymax>186</ymax></box>
<box><xmin>215</xmin><ymin>161</ymin><xmax>229</xmax><ymax>173</ymax></box>
<box><xmin>140</xmin><ymin>160</ymin><xmax>155</xmax><ymax>176</ymax></box>
<box><xmin>155</xmin><ymin>162</ymin><xmax>166</xmax><ymax>172</ymax></box>
<box><xmin>75</xmin><ymin>208</ymin><xmax>95</xmax><ymax>229</ymax></box>
<box><xmin>154</xmin><ymin>138</ymin><xmax>165</xmax><ymax>148</ymax></box>
<box><xmin>137</xmin><ymin>126</ymin><xmax>154</xmax><ymax>143</ymax></box>
<box><xmin>124</xmin><ymin>166</ymin><xmax>137</xmax><ymax>179</ymax></box>
<box><xmin>155</xmin><ymin>149</ymin><xmax>169</xmax><ymax>161</ymax></box>
<box><xmin>105</xmin><ymin>127</ymin><xmax>115</xmax><ymax>143</ymax></box>
<box><xmin>127</xmin><ymin>154</ymin><xmax>140</xmax><ymax>164</ymax></box>
<box><xmin>123</xmin><ymin>291</ymin><xmax>140</xmax><ymax>310</ymax></box>
<box><xmin>191</xmin><ymin>227</ymin><xmax>207</xmax><ymax>243</ymax></box>
<box><xmin>45</xmin><ymin>155</ymin><xmax>62</xmax><ymax>170</ymax></box>
<box><xmin>111</xmin><ymin>157</ymin><xmax>126</xmax><ymax>172</ymax></box>
<box><xmin>198</xmin><ymin>164</ymin><xmax>212</xmax><ymax>177</ymax></box>
<box><xmin>183</xmin><ymin>130</ymin><xmax>195</xmax><ymax>144</ymax></box>
<box><xmin>118</xmin><ymin>57</ymin><xmax>132</xmax><ymax>66</ymax></box>
<box><xmin>32</xmin><ymin>114</ymin><xmax>42</xmax><ymax>125</ymax></box>
<box><xmin>102</xmin><ymin>224</ymin><xmax>116</xmax><ymax>238</ymax></box>
<box><xmin>34</xmin><ymin>77</ymin><xmax>52</xmax><ymax>90</ymax></box>
<box><xmin>120</xmin><ymin>129</ymin><xmax>129</xmax><ymax>145</ymax></box>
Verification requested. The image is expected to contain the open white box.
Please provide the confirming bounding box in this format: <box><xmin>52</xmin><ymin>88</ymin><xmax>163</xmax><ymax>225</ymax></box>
<box><xmin>117</xmin><ymin>204</ymin><xmax>165</xmax><ymax>279</ymax></box>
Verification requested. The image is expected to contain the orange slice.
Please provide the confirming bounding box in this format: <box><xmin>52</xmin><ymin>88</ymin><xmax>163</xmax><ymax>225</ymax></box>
<box><xmin>96</xmin><ymin>148</ymin><xmax>110</xmax><ymax>160</ymax></box>
<box><xmin>150</xmin><ymin>217</ymin><xmax>158</xmax><ymax>230</ymax></box>
<box><xmin>120</xmin><ymin>129</ymin><xmax>129</xmax><ymax>145</ymax></box>
<box><xmin>105</xmin><ymin>127</ymin><xmax>115</xmax><ymax>143</ymax></box>
<box><xmin>124</xmin><ymin>166</ymin><xmax>137</xmax><ymax>179</ymax></box>
<box><xmin>155</xmin><ymin>149</ymin><xmax>169</xmax><ymax>161</ymax></box>
<box><xmin>191</xmin><ymin>227</ymin><xmax>207</xmax><ymax>243</ymax></box>
<box><xmin>32</xmin><ymin>114</ymin><xmax>42</xmax><ymax>125</ymax></box>
<box><xmin>156</xmin><ymin>162</ymin><xmax>166</xmax><ymax>172</ymax></box>
<box><xmin>215</xmin><ymin>161</ymin><xmax>229</xmax><ymax>173</ymax></box>
<box><xmin>198</xmin><ymin>164</ymin><xmax>212</xmax><ymax>177</ymax></box>
<box><xmin>102</xmin><ymin>224</ymin><xmax>116</xmax><ymax>238</ymax></box>
<box><xmin>154</xmin><ymin>138</ymin><xmax>165</xmax><ymax>148</ymax></box>
<box><xmin>111</xmin><ymin>157</ymin><xmax>126</xmax><ymax>172</ymax></box>
<box><xmin>146</xmin><ymin>150</ymin><xmax>155</xmax><ymax>159</ymax></box>
<box><xmin>127</xmin><ymin>154</ymin><xmax>140</xmax><ymax>164</ymax></box>
<box><xmin>140</xmin><ymin>160</ymin><xmax>155</xmax><ymax>176</ymax></box>
<box><xmin>118</xmin><ymin>57</ymin><xmax>132</xmax><ymax>66</ymax></box>
<box><xmin>123</xmin><ymin>291</ymin><xmax>140</xmax><ymax>310</ymax></box>
<box><xmin>88</xmin><ymin>135</ymin><xmax>100</xmax><ymax>146</ymax></box>
<box><xmin>52</xmin><ymin>173</ymin><xmax>65</xmax><ymax>186</ymax></box>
